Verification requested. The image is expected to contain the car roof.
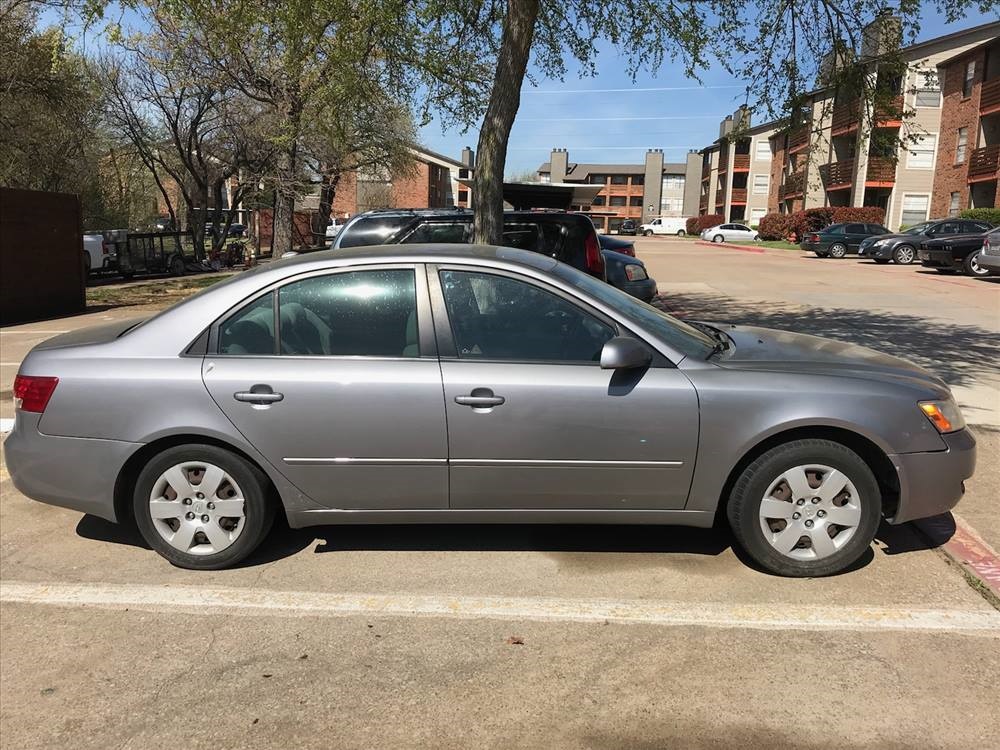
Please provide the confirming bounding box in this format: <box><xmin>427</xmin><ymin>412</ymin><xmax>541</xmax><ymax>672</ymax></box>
<box><xmin>273</xmin><ymin>242</ymin><xmax>559</xmax><ymax>272</ymax></box>
<box><xmin>349</xmin><ymin>208</ymin><xmax>591</xmax><ymax>222</ymax></box>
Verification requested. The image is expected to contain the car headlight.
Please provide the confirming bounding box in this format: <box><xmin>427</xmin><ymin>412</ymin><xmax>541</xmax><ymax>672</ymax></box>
<box><xmin>624</xmin><ymin>264</ymin><xmax>648</xmax><ymax>281</ymax></box>
<box><xmin>919</xmin><ymin>400</ymin><xmax>966</xmax><ymax>433</ymax></box>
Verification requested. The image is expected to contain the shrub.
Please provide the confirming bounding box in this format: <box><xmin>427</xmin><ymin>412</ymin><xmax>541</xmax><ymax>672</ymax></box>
<box><xmin>758</xmin><ymin>213</ymin><xmax>792</xmax><ymax>240</ymax></box>
<box><xmin>960</xmin><ymin>207</ymin><xmax>1000</xmax><ymax>225</ymax></box>
<box><xmin>692</xmin><ymin>214</ymin><xmax>724</xmax><ymax>235</ymax></box>
<box><xmin>831</xmin><ymin>206</ymin><xmax>886</xmax><ymax>225</ymax></box>
<box><xmin>685</xmin><ymin>216</ymin><xmax>700</xmax><ymax>235</ymax></box>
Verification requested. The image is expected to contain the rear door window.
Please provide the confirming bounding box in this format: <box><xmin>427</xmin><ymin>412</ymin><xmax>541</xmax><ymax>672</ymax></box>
<box><xmin>400</xmin><ymin>222</ymin><xmax>470</xmax><ymax>244</ymax></box>
<box><xmin>219</xmin><ymin>292</ymin><xmax>276</xmax><ymax>355</ymax></box>
<box><xmin>337</xmin><ymin>216</ymin><xmax>413</xmax><ymax>247</ymax></box>
<box><xmin>845</xmin><ymin>224</ymin><xmax>865</xmax><ymax>234</ymax></box>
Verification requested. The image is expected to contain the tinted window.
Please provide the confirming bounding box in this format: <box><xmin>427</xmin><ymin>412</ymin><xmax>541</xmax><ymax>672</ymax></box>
<box><xmin>867</xmin><ymin>225</ymin><xmax>889</xmax><ymax>235</ymax></box>
<box><xmin>401</xmin><ymin>222</ymin><xmax>469</xmax><ymax>244</ymax></box>
<box><xmin>219</xmin><ymin>292</ymin><xmax>275</xmax><ymax>355</ymax></box>
<box><xmin>337</xmin><ymin>216</ymin><xmax>413</xmax><ymax>248</ymax></box>
<box><xmin>440</xmin><ymin>271</ymin><xmax>614</xmax><ymax>363</ymax></box>
<box><xmin>845</xmin><ymin>224</ymin><xmax>865</xmax><ymax>234</ymax></box>
<box><xmin>965</xmin><ymin>222</ymin><xmax>991</xmax><ymax>233</ymax></box>
<box><xmin>278</xmin><ymin>270</ymin><xmax>418</xmax><ymax>357</ymax></box>
<box><xmin>826</xmin><ymin>225</ymin><xmax>846</xmax><ymax>235</ymax></box>
<box><xmin>937</xmin><ymin>222</ymin><xmax>962</xmax><ymax>235</ymax></box>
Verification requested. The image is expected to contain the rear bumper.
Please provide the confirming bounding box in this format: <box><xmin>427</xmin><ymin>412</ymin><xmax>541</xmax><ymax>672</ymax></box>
<box><xmin>614</xmin><ymin>277</ymin><xmax>658</xmax><ymax>302</ymax></box>
<box><xmin>975</xmin><ymin>249</ymin><xmax>1000</xmax><ymax>271</ymax></box>
<box><xmin>3</xmin><ymin>412</ymin><xmax>139</xmax><ymax>523</ymax></box>
<box><xmin>888</xmin><ymin>428</ymin><xmax>976</xmax><ymax>524</ymax></box>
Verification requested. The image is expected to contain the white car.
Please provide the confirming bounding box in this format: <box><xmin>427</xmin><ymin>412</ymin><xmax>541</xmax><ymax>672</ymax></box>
<box><xmin>700</xmin><ymin>223</ymin><xmax>759</xmax><ymax>244</ymax></box>
<box><xmin>640</xmin><ymin>217</ymin><xmax>690</xmax><ymax>236</ymax></box>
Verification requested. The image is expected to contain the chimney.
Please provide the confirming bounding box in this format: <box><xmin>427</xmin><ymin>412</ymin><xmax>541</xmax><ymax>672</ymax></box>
<box><xmin>862</xmin><ymin>11</ymin><xmax>901</xmax><ymax>58</ymax></box>
<box><xmin>461</xmin><ymin>146</ymin><xmax>475</xmax><ymax>169</ymax></box>
<box><xmin>550</xmin><ymin>148</ymin><xmax>568</xmax><ymax>183</ymax></box>
<box><xmin>719</xmin><ymin>114</ymin><xmax>734</xmax><ymax>140</ymax></box>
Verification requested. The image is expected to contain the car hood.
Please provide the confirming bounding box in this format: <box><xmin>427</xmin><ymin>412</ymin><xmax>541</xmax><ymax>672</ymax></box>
<box><xmin>860</xmin><ymin>233</ymin><xmax>916</xmax><ymax>245</ymax></box>
<box><xmin>714</xmin><ymin>324</ymin><xmax>947</xmax><ymax>391</ymax></box>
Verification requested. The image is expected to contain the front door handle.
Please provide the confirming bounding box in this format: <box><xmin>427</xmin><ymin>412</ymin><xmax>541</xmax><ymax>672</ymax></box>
<box><xmin>234</xmin><ymin>384</ymin><xmax>284</xmax><ymax>405</ymax></box>
<box><xmin>455</xmin><ymin>388</ymin><xmax>505</xmax><ymax>408</ymax></box>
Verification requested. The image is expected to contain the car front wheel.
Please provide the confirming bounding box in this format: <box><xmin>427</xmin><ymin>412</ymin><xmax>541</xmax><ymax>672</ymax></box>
<box><xmin>726</xmin><ymin>439</ymin><xmax>881</xmax><ymax>577</ymax></box>
<box><xmin>829</xmin><ymin>243</ymin><xmax>848</xmax><ymax>259</ymax></box>
<box><xmin>643</xmin><ymin>230</ymin><xmax>653</xmax><ymax>237</ymax></box>
<box><xmin>964</xmin><ymin>253</ymin><xmax>990</xmax><ymax>277</ymax></box>
<box><xmin>133</xmin><ymin>444</ymin><xmax>275</xmax><ymax>570</ymax></box>
<box><xmin>712</xmin><ymin>234</ymin><xmax>725</xmax><ymax>243</ymax></box>
<box><xmin>893</xmin><ymin>245</ymin><xmax>915</xmax><ymax>265</ymax></box>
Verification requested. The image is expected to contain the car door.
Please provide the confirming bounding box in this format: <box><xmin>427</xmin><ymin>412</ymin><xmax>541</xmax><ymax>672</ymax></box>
<box><xmin>729</xmin><ymin>224</ymin><xmax>754</xmax><ymax>242</ymax></box>
<box><xmin>650</xmin><ymin>218</ymin><xmax>663</xmax><ymax>234</ymax></box>
<box><xmin>431</xmin><ymin>266</ymin><xmax>699</xmax><ymax>510</ymax></box>
<box><xmin>202</xmin><ymin>264</ymin><xmax>449</xmax><ymax>510</ymax></box>
<box><xmin>844</xmin><ymin>224</ymin><xmax>866</xmax><ymax>251</ymax></box>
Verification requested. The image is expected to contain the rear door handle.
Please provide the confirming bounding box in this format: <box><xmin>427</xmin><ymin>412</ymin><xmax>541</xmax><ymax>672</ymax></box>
<box><xmin>455</xmin><ymin>388</ymin><xmax>505</xmax><ymax>408</ymax></box>
<box><xmin>234</xmin><ymin>385</ymin><xmax>284</xmax><ymax>405</ymax></box>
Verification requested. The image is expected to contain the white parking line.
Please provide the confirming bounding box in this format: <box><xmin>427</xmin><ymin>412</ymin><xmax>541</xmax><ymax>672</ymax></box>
<box><xmin>2</xmin><ymin>581</ymin><xmax>999</xmax><ymax>635</ymax></box>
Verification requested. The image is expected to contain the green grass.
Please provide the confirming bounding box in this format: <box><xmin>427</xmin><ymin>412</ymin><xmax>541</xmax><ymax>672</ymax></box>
<box><xmin>754</xmin><ymin>240</ymin><xmax>802</xmax><ymax>250</ymax></box>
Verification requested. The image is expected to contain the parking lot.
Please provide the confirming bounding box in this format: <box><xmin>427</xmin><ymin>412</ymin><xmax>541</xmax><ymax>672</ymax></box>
<box><xmin>2</xmin><ymin>238</ymin><xmax>999</xmax><ymax>749</ymax></box>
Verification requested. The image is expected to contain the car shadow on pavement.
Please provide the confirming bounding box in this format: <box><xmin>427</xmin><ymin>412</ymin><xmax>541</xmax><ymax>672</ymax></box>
<box><xmin>652</xmin><ymin>291</ymin><xmax>1000</xmax><ymax>389</ymax></box>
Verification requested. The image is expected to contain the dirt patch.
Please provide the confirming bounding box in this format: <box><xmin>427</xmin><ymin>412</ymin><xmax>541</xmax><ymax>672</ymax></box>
<box><xmin>86</xmin><ymin>275</ymin><xmax>232</xmax><ymax>309</ymax></box>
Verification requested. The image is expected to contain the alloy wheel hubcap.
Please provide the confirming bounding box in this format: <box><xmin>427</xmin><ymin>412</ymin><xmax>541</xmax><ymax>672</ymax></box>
<box><xmin>898</xmin><ymin>248</ymin><xmax>913</xmax><ymax>263</ymax></box>
<box><xmin>758</xmin><ymin>464</ymin><xmax>862</xmax><ymax>561</ymax></box>
<box><xmin>149</xmin><ymin>461</ymin><xmax>246</xmax><ymax>555</ymax></box>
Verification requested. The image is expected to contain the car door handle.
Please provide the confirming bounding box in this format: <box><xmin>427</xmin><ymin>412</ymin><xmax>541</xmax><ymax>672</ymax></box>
<box><xmin>455</xmin><ymin>391</ymin><xmax>505</xmax><ymax>407</ymax></box>
<box><xmin>234</xmin><ymin>386</ymin><xmax>284</xmax><ymax>405</ymax></box>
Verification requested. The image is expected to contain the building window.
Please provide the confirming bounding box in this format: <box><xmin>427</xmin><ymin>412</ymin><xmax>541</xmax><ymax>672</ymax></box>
<box><xmin>914</xmin><ymin>70</ymin><xmax>941</xmax><ymax>107</ymax></box>
<box><xmin>588</xmin><ymin>174</ymin><xmax>606</xmax><ymax>185</ymax></box>
<box><xmin>458</xmin><ymin>168</ymin><xmax>470</xmax><ymax>179</ymax></box>
<box><xmin>754</xmin><ymin>141</ymin><xmax>771</xmax><ymax>161</ymax></box>
<box><xmin>949</xmin><ymin>192</ymin><xmax>961</xmax><ymax>216</ymax></box>
<box><xmin>659</xmin><ymin>197</ymin><xmax>683</xmax><ymax>215</ymax></box>
<box><xmin>631</xmin><ymin>174</ymin><xmax>644</xmax><ymax>186</ymax></box>
<box><xmin>457</xmin><ymin>190</ymin><xmax>469</xmax><ymax>203</ymax></box>
<box><xmin>591</xmin><ymin>196</ymin><xmax>606</xmax><ymax>206</ymax></box>
<box><xmin>906</xmin><ymin>134</ymin><xmax>936</xmax><ymax>169</ymax></box>
<box><xmin>956</xmin><ymin>127</ymin><xmax>968</xmax><ymax>164</ymax></box>
<box><xmin>609</xmin><ymin>196</ymin><xmax>627</xmax><ymax>207</ymax></box>
<box><xmin>750</xmin><ymin>208</ymin><xmax>767</xmax><ymax>222</ymax></box>
<box><xmin>538</xmin><ymin>172</ymin><xmax>550</xmax><ymax>183</ymax></box>
<box><xmin>900</xmin><ymin>195</ymin><xmax>929</xmax><ymax>225</ymax></box>
<box><xmin>629</xmin><ymin>196</ymin><xmax>643</xmax><ymax>207</ymax></box>
<box><xmin>963</xmin><ymin>60</ymin><xmax>976</xmax><ymax>98</ymax></box>
<box><xmin>661</xmin><ymin>175</ymin><xmax>684</xmax><ymax>191</ymax></box>
<box><xmin>610</xmin><ymin>174</ymin><xmax>628</xmax><ymax>185</ymax></box>
<box><xmin>752</xmin><ymin>174</ymin><xmax>769</xmax><ymax>194</ymax></box>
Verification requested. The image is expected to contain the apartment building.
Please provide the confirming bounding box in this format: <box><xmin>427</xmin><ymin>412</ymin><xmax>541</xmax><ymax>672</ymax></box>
<box><xmin>768</xmin><ymin>19</ymin><xmax>999</xmax><ymax>229</ymax></box>
<box><xmin>698</xmin><ymin>108</ymin><xmax>781</xmax><ymax>224</ymax></box>
<box><xmin>536</xmin><ymin>149</ymin><xmax>702</xmax><ymax>232</ymax></box>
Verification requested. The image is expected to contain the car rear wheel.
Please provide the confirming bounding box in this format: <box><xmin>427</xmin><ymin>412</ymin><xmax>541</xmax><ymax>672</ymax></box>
<box><xmin>964</xmin><ymin>253</ymin><xmax>990</xmax><ymax>277</ymax></box>
<box><xmin>712</xmin><ymin>234</ymin><xmax>725</xmax><ymax>243</ymax></box>
<box><xmin>643</xmin><ymin>230</ymin><xmax>653</xmax><ymax>237</ymax></box>
<box><xmin>829</xmin><ymin>243</ymin><xmax>848</xmax><ymax>259</ymax></box>
<box><xmin>893</xmin><ymin>245</ymin><xmax>915</xmax><ymax>265</ymax></box>
<box><xmin>676</xmin><ymin>230</ymin><xmax>686</xmax><ymax>236</ymax></box>
<box><xmin>169</xmin><ymin>254</ymin><xmax>186</xmax><ymax>276</ymax></box>
<box><xmin>726</xmin><ymin>439</ymin><xmax>881</xmax><ymax>577</ymax></box>
<box><xmin>133</xmin><ymin>444</ymin><xmax>275</xmax><ymax>570</ymax></box>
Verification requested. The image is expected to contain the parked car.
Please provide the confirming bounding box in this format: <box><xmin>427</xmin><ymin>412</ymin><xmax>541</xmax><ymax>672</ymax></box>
<box><xmin>641</xmin><ymin>217</ymin><xmax>689</xmax><ymax>236</ymax></box>
<box><xmin>618</xmin><ymin>219</ymin><xmax>638</xmax><ymax>236</ymax></box>
<box><xmin>6</xmin><ymin>245</ymin><xmax>974</xmax><ymax>576</ymax></box>
<box><xmin>598</xmin><ymin>233</ymin><xmax>635</xmax><ymax>257</ymax></box>
<box><xmin>800</xmin><ymin>223</ymin><xmax>890</xmax><ymax>258</ymax></box>
<box><xmin>700</xmin><ymin>223</ymin><xmax>759</xmax><ymax>244</ymax></box>
<box><xmin>919</xmin><ymin>225</ymin><xmax>998</xmax><ymax>277</ymax></box>
<box><xmin>325</xmin><ymin>217</ymin><xmax>348</xmax><ymax>241</ymax></box>
<box><xmin>858</xmin><ymin>219</ymin><xmax>992</xmax><ymax>265</ymax></box>
<box><xmin>82</xmin><ymin>233</ymin><xmax>117</xmax><ymax>275</ymax></box>
<box><xmin>330</xmin><ymin>208</ymin><xmax>657</xmax><ymax>300</ymax></box>
<box><xmin>972</xmin><ymin>227</ymin><xmax>1000</xmax><ymax>277</ymax></box>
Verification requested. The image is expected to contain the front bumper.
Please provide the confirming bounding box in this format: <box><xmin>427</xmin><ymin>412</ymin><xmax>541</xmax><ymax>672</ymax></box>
<box><xmin>859</xmin><ymin>243</ymin><xmax>892</xmax><ymax>259</ymax></box>
<box><xmin>918</xmin><ymin>248</ymin><xmax>959</xmax><ymax>270</ymax></box>
<box><xmin>888</xmin><ymin>428</ymin><xmax>976</xmax><ymax>524</ymax></box>
<box><xmin>3</xmin><ymin>412</ymin><xmax>140</xmax><ymax>523</ymax></box>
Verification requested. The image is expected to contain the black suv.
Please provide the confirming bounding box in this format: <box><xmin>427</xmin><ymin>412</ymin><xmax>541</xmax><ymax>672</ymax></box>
<box><xmin>618</xmin><ymin>219</ymin><xmax>638</xmax><ymax>236</ymax></box>
<box><xmin>330</xmin><ymin>209</ymin><xmax>657</xmax><ymax>301</ymax></box>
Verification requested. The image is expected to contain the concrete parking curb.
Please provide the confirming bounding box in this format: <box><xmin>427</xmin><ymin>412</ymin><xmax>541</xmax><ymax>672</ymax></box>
<box><xmin>914</xmin><ymin>513</ymin><xmax>1000</xmax><ymax>605</ymax></box>
<box><xmin>695</xmin><ymin>240</ymin><xmax>765</xmax><ymax>253</ymax></box>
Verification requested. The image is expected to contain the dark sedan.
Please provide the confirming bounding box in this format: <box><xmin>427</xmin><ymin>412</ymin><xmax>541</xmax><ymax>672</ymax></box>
<box><xmin>800</xmin><ymin>223</ymin><xmax>890</xmax><ymax>258</ymax></box>
<box><xmin>618</xmin><ymin>219</ymin><xmax>638</xmax><ymax>236</ymax></box>
<box><xmin>859</xmin><ymin>219</ymin><xmax>993</xmax><ymax>265</ymax></box>
<box><xmin>920</xmin><ymin>226</ymin><xmax>998</xmax><ymax>277</ymax></box>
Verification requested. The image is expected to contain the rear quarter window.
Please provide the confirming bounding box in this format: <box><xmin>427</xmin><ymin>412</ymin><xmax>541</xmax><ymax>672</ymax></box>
<box><xmin>337</xmin><ymin>216</ymin><xmax>414</xmax><ymax>248</ymax></box>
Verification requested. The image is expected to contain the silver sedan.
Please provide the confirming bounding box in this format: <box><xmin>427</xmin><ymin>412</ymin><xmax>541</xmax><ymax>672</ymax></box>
<box><xmin>6</xmin><ymin>245</ymin><xmax>975</xmax><ymax>576</ymax></box>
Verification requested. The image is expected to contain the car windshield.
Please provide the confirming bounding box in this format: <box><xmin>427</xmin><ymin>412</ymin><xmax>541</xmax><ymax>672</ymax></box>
<box><xmin>552</xmin><ymin>263</ymin><xmax>716</xmax><ymax>360</ymax></box>
<box><xmin>903</xmin><ymin>223</ymin><xmax>933</xmax><ymax>235</ymax></box>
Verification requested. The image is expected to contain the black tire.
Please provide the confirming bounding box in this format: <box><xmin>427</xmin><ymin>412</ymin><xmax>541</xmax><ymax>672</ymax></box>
<box><xmin>169</xmin><ymin>254</ymin><xmax>186</xmax><ymax>276</ymax></box>
<box><xmin>893</xmin><ymin>245</ymin><xmax>915</xmax><ymax>265</ymax></box>
<box><xmin>726</xmin><ymin>439</ymin><xmax>882</xmax><ymax>577</ymax></box>
<box><xmin>643</xmin><ymin>230</ymin><xmax>653</xmax><ymax>237</ymax></box>
<box><xmin>133</xmin><ymin>444</ymin><xmax>275</xmax><ymax>570</ymax></box>
<box><xmin>712</xmin><ymin>234</ymin><xmax>725</xmax><ymax>244</ymax></box>
<box><xmin>828</xmin><ymin>242</ymin><xmax>848</xmax><ymax>259</ymax></box>
<box><xmin>963</xmin><ymin>253</ymin><xmax>990</xmax><ymax>277</ymax></box>
<box><xmin>873</xmin><ymin>258</ymin><xmax>890</xmax><ymax>265</ymax></box>
<box><xmin>676</xmin><ymin>230</ymin><xmax>686</xmax><ymax>236</ymax></box>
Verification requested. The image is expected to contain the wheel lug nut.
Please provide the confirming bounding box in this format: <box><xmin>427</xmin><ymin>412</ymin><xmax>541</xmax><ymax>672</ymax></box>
<box><xmin>811</xmin><ymin>497</ymin><xmax>820</xmax><ymax>504</ymax></box>
<box><xmin>818</xmin><ymin>510</ymin><xmax>826</xmax><ymax>518</ymax></box>
<box><xmin>805</xmin><ymin>520</ymin><xmax>814</xmax><ymax>528</ymax></box>
<box><xmin>183</xmin><ymin>498</ymin><xmax>192</xmax><ymax>505</ymax></box>
<box><xmin>196</xmin><ymin>492</ymin><xmax>204</xmax><ymax>499</ymax></box>
<box><xmin>185</xmin><ymin>512</ymin><xmax>195</xmax><ymax>520</ymax></box>
<box><xmin>207</xmin><ymin>502</ymin><xmax>215</xmax><ymax>510</ymax></box>
<box><xmin>792</xmin><ymin>512</ymin><xmax>801</xmax><ymax>520</ymax></box>
<box><xmin>796</xmin><ymin>499</ymin><xmax>805</xmax><ymax>505</ymax></box>
<box><xmin>201</xmin><ymin>514</ymin><xmax>210</xmax><ymax>523</ymax></box>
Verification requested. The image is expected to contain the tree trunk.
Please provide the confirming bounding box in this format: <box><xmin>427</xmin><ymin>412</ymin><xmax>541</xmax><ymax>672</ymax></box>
<box><xmin>272</xmin><ymin>101</ymin><xmax>303</xmax><ymax>256</ymax></box>
<box><xmin>313</xmin><ymin>171</ymin><xmax>341</xmax><ymax>240</ymax></box>
<box><xmin>472</xmin><ymin>0</ymin><xmax>539</xmax><ymax>245</ymax></box>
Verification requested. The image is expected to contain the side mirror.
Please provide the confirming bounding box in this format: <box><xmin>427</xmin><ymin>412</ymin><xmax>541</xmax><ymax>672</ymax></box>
<box><xmin>600</xmin><ymin>337</ymin><xmax>652</xmax><ymax>370</ymax></box>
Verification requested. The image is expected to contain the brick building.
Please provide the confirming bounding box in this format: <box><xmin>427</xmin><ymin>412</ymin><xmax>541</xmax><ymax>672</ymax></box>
<box><xmin>931</xmin><ymin>38</ymin><xmax>1000</xmax><ymax>217</ymax></box>
<box><xmin>535</xmin><ymin>149</ymin><xmax>701</xmax><ymax>233</ymax></box>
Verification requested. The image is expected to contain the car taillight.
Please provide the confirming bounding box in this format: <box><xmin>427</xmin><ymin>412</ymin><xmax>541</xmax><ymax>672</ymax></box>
<box><xmin>102</xmin><ymin>241</ymin><xmax>112</xmax><ymax>255</ymax></box>
<box><xmin>624</xmin><ymin>264</ymin><xmax>647</xmax><ymax>281</ymax></box>
<box><xmin>585</xmin><ymin>231</ymin><xmax>605</xmax><ymax>278</ymax></box>
<box><xmin>619</xmin><ymin>243</ymin><xmax>635</xmax><ymax>257</ymax></box>
<box><xmin>12</xmin><ymin>375</ymin><xmax>59</xmax><ymax>413</ymax></box>
<box><xmin>809</xmin><ymin>234</ymin><xmax>820</xmax><ymax>243</ymax></box>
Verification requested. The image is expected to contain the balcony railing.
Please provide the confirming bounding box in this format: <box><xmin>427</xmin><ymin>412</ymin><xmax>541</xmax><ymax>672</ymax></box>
<box><xmin>968</xmin><ymin>145</ymin><xmax>1000</xmax><ymax>182</ymax></box>
<box><xmin>819</xmin><ymin>159</ymin><xmax>855</xmax><ymax>189</ymax></box>
<box><xmin>730</xmin><ymin>188</ymin><xmax>748</xmax><ymax>204</ymax></box>
<box><xmin>699</xmin><ymin>196</ymin><xmax>709</xmax><ymax>211</ymax></box>
<box><xmin>982</xmin><ymin>78</ymin><xmax>1000</xmax><ymax>115</ymax></box>
<box><xmin>832</xmin><ymin>100</ymin><xmax>861</xmax><ymax>134</ymax></box>
<box><xmin>732</xmin><ymin>154</ymin><xmax>750</xmax><ymax>172</ymax></box>
<box><xmin>718</xmin><ymin>152</ymin><xmax>729</xmax><ymax>174</ymax></box>
<box><xmin>778</xmin><ymin>171</ymin><xmax>805</xmax><ymax>200</ymax></box>
<box><xmin>787</xmin><ymin>126</ymin><xmax>810</xmax><ymax>153</ymax></box>
<box><xmin>866</xmin><ymin>157</ymin><xmax>896</xmax><ymax>184</ymax></box>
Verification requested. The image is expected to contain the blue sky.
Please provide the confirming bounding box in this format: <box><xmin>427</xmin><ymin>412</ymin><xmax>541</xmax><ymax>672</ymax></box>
<box><xmin>417</xmin><ymin>9</ymin><xmax>998</xmax><ymax>176</ymax></box>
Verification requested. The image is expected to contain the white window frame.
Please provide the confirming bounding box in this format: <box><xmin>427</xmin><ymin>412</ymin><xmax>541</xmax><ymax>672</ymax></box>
<box><xmin>661</xmin><ymin>175</ymin><xmax>684</xmax><ymax>191</ymax></box>
<box><xmin>900</xmin><ymin>194</ymin><xmax>930</xmax><ymax>226</ymax></box>
<box><xmin>948</xmin><ymin>192</ymin><xmax>961</xmax><ymax>217</ymax></box>
<box><xmin>906</xmin><ymin>134</ymin><xmax>937</xmax><ymax>170</ymax></box>
<box><xmin>963</xmin><ymin>60</ymin><xmax>976</xmax><ymax>98</ymax></box>
<box><xmin>753</xmin><ymin>140</ymin><xmax>771</xmax><ymax>161</ymax></box>
<box><xmin>913</xmin><ymin>69</ymin><xmax>941</xmax><ymax>108</ymax></box>
<box><xmin>752</xmin><ymin>174</ymin><xmax>769</xmax><ymax>194</ymax></box>
<box><xmin>750</xmin><ymin>207</ymin><xmax>767</xmax><ymax>221</ymax></box>
<box><xmin>956</xmin><ymin>127</ymin><xmax>968</xmax><ymax>164</ymax></box>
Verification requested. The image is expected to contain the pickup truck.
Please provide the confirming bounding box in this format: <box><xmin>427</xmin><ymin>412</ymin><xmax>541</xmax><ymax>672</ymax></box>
<box><xmin>82</xmin><ymin>234</ymin><xmax>116</xmax><ymax>275</ymax></box>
